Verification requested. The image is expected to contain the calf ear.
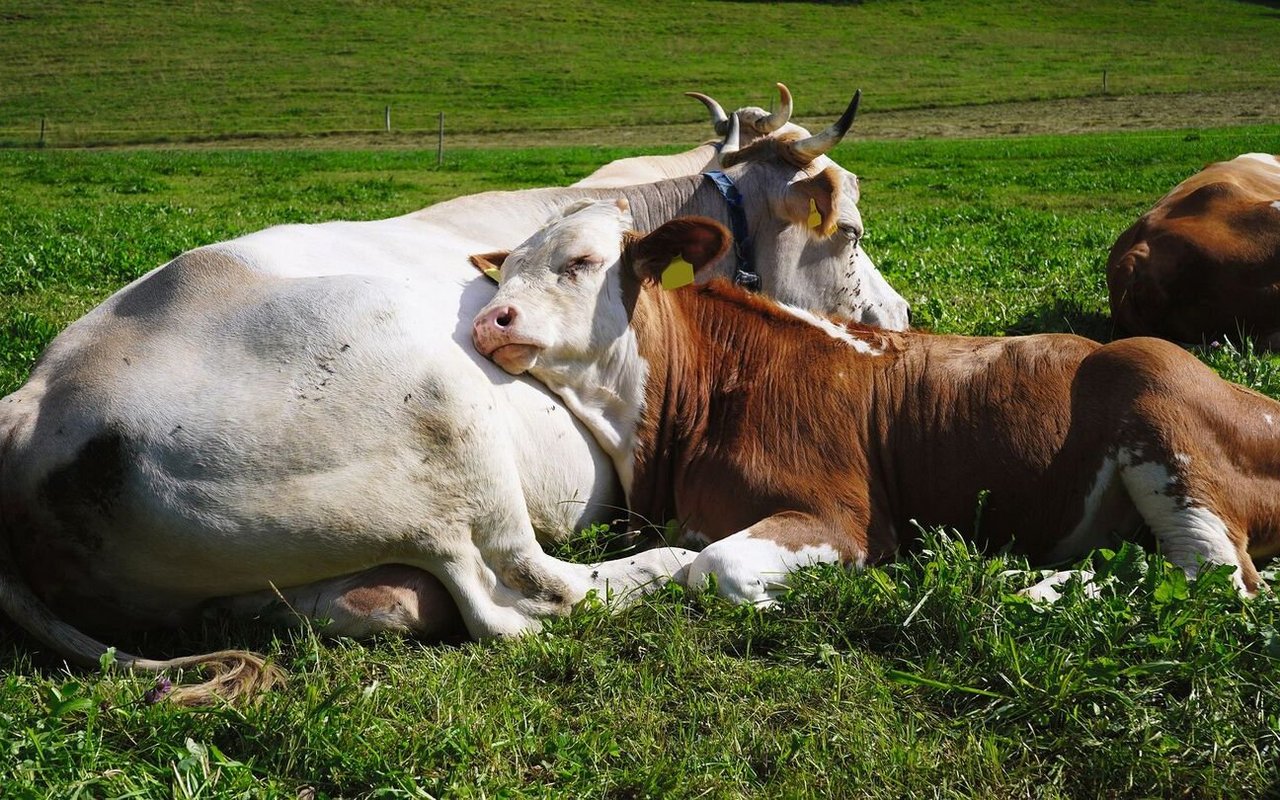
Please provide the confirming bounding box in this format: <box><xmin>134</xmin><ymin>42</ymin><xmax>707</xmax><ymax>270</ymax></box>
<box><xmin>469</xmin><ymin>251</ymin><xmax>509</xmax><ymax>284</ymax></box>
<box><xmin>784</xmin><ymin>167</ymin><xmax>842</xmax><ymax>238</ymax></box>
<box><xmin>627</xmin><ymin>217</ymin><xmax>731</xmax><ymax>286</ymax></box>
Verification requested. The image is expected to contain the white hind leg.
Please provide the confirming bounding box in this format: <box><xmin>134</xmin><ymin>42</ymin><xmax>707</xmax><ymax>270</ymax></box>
<box><xmin>1119</xmin><ymin>450</ymin><xmax>1257</xmax><ymax>595</ymax></box>
<box><xmin>1017</xmin><ymin>570</ymin><xmax>1101</xmax><ymax>603</ymax></box>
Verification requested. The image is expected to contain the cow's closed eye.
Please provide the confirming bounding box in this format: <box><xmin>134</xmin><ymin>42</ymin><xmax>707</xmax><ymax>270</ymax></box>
<box><xmin>561</xmin><ymin>256</ymin><xmax>602</xmax><ymax>279</ymax></box>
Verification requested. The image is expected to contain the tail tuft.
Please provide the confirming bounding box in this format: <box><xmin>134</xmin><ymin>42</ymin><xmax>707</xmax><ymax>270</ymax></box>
<box><xmin>131</xmin><ymin>650</ymin><xmax>287</xmax><ymax>706</ymax></box>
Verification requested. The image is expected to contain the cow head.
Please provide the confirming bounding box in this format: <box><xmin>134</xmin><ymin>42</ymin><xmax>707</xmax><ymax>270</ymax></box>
<box><xmin>709</xmin><ymin>92</ymin><xmax>907</xmax><ymax>328</ymax></box>
<box><xmin>471</xmin><ymin>202</ymin><xmax>726</xmax><ymax>377</ymax></box>
<box><xmin>475</xmin><ymin>92</ymin><xmax>907</xmax><ymax>336</ymax></box>
<box><xmin>573</xmin><ymin>88</ymin><xmax>908</xmax><ymax>330</ymax></box>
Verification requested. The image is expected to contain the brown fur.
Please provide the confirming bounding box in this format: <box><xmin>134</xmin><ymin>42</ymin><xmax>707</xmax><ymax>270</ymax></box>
<box><xmin>623</xmin><ymin>278</ymin><xmax>1280</xmax><ymax>591</ymax></box>
<box><xmin>468</xmin><ymin>251</ymin><xmax>509</xmax><ymax>275</ymax></box>
<box><xmin>1108</xmin><ymin>154</ymin><xmax>1280</xmax><ymax>346</ymax></box>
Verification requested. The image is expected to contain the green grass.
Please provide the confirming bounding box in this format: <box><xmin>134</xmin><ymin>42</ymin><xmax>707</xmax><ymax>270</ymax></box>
<box><xmin>3</xmin><ymin>539</ymin><xmax>1277</xmax><ymax>797</ymax></box>
<box><xmin>2</xmin><ymin>0</ymin><xmax>1280</xmax><ymax>146</ymax></box>
<box><xmin>3</xmin><ymin>125</ymin><xmax>1280</xmax><ymax>796</ymax></box>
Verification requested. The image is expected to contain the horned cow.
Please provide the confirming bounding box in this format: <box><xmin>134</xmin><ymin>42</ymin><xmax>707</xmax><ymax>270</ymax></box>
<box><xmin>0</xmin><ymin>93</ymin><xmax>901</xmax><ymax>703</ymax></box>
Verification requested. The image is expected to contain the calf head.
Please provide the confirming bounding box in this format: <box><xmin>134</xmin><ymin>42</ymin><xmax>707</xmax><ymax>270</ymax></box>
<box><xmin>475</xmin><ymin>92</ymin><xmax>908</xmax><ymax>338</ymax></box>
<box><xmin>472</xmin><ymin>201</ymin><xmax>727</xmax><ymax>380</ymax></box>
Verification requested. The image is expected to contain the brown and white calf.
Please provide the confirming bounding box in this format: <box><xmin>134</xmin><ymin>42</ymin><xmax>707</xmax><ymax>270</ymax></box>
<box><xmin>474</xmin><ymin>201</ymin><xmax>1280</xmax><ymax>603</ymax></box>
<box><xmin>1108</xmin><ymin>153</ymin><xmax>1280</xmax><ymax>348</ymax></box>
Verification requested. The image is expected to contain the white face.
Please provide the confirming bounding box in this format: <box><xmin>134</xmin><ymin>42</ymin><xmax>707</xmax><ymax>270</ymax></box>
<box><xmin>729</xmin><ymin>155</ymin><xmax>909</xmax><ymax>329</ymax></box>
<box><xmin>472</xmin><ymin>200</ymin><xmax>635</xmax><ymax>377</ymax></box>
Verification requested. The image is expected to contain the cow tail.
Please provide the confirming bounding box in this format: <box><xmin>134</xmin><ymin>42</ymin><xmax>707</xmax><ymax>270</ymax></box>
<box><xmin>0</xmin><ymin>419</ymin><xmax>284</xmax><ymax>706</ymax></box>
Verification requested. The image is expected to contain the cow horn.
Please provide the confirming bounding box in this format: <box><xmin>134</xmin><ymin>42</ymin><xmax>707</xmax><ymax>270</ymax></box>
<box><xmin>788</xmin><ymin>89</ymin><xmax>861</xmax><ymax>163</ymax></box>
<box><xmin>685</xmin><ymin>91</ymin><xmax>731</xmax><ymax>136</ymax></box>
<box><xmin>756</xmin><ymin>83</ymin><xmax>793</xmax><ymax>134</ymax></box>
<box><xmin>720</xmin><ymin>114</ymin><xmax>741</xmax><ymax>155</ymax></box>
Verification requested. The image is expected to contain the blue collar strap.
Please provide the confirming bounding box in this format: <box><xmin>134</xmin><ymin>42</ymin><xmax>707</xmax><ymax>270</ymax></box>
<box><xmin>701</xmin><ymin>170</ymin><xmax>759</xmax><ymax>291</ymax></box>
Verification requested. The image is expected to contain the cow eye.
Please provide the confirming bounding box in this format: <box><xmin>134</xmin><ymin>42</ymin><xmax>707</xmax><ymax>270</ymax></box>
<box><xmin>562</xmin><ymin>255</ymin><xmax>600</xmax><ymax>279</ymax></box>
<box><xmin>837</xmin><ymin>224</ymin><xmax>863</xmax><ymax>243</ymax></box>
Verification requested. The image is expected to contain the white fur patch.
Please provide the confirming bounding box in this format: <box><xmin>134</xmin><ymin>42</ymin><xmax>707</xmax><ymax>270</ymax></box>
<box><xmin>1018</xmin><ymin>568</ymin><xmax>1100</xmax><ymax>599</ymax></box>
<box><xmin>1236</xmin><ymin>153</ymin><xmax>1280</xmax><ymax>169</ymax></box>
<box><xmin>1045</xmin><ymin>455</ymin><xmax>1126</xmax><ymax>562</ymax></box>
<box><xmin>1118</xmin><ymin>449</ymin><xmax>1247</xmax><ymax>593</ymax></box>
<box><xmin>777</xmin><ymin>304</ymin><xmax>882</xmax><ymax>356</ymax></box>
<box><xmin>1019</xmin><ymin>569</ymin><xmax>1101</xmax><ymax>603</ymax></box>
<box><xmin>542</xmin><ymin>334</ymin><xmax>649</xmax><ymax>496</ymax></box>
<box><xmin>1270</xmin><ymin>201</ymin><xmax>1280</xmax><ymax>213</ymax></box>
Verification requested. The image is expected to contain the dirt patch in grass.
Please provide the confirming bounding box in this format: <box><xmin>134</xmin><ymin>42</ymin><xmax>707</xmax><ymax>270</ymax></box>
<box><xmin>860</xmin><ymin>90</ymin><xmax>1280</xmax><ymax>140</ymax></box>
<box><xmin>70</xmin><ymin>90</ymin><xmax>1280</xmax><ymax>152</ymax></box>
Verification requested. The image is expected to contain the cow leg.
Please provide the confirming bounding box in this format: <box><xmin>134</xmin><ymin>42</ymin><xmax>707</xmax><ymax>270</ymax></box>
<box><xmin>1075</xmin><ymin>339</ymin><xmax>1271</xmax><ymax>597</ymax></box>
<box><xmin>1118</xmin><ymin>452</ymin><xmax>1260</xmax><ymax>595</ymax></box>
<box><xmin>216</xmin><ymin>535</ymin><xmax>697</xmax><ymax>642</ymax></box>
<box><xmin>215</xmin><ymin>542</ymin><xmax>699</xmax><ymax>641</ymax></box>
<box><xmin>421</xmin><ymin>536</ymin><xmax>698</xmax><ymax>638</ymax></box>
<box><xmin>680</xmin><ymin>511</ymin><xmax>854</xmax><ymax>606</ymax></box>
<box><xmin>1018</xmin><ymin>569</ymin><xmax>1101</xmax><ymax>603</ymax></box>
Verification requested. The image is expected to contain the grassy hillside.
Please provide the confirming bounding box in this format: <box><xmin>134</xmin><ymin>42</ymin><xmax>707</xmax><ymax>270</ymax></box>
<box><xmin>3</xmin><ymin>127</ymin><xmax>1280</xmax><ymax>796</ymax></box>
<box><xmin>2</xmin><ymin>0</ymin><xmax>1279</xmax><ymax>146</ymax></box>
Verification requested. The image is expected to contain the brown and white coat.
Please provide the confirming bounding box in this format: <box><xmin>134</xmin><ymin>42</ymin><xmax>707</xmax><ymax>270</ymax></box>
<box><xmin>1108</xmin><ymin>152</ymin><xmax>1280</xmax><ymax>348</ymax></box>
<box><xmin>475</xmin><ymin>201</ymin><xmax>1280</xmax><ymax>603</ymax></box>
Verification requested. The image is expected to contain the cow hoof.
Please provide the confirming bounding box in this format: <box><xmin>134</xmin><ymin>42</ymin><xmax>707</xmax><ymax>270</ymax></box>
<box><xmin>1015</xmin><ymin>569</ymin><xmax>1101</xmax><ymax>604</ymax></box>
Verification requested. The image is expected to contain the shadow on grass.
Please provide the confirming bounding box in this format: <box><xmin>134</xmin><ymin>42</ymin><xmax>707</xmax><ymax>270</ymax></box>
<box><xmin>0</xmin><ymin>607</ymin><xmax>468</xmax><ymax>686</ymax></box>
<box><xmin>1004</xmin><ymin>299</ymin><xmax>1116</xmax><ymax>342</ymax></box>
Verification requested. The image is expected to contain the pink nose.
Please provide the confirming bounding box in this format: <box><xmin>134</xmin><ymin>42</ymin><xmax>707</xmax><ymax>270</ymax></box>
<box><xmin>472</xmin><ymin>305</ymin><xmax>519</xmax><ymax>354</ymax></box>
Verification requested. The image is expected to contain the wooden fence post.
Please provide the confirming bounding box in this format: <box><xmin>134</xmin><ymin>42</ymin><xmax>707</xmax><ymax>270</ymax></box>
<box><xmin>385</xmin><ymin>105</ymin><xmax>391</xmax><ymax>132</ymax></box>
<box><xmin>1102</xmin><ymin>70</ymin><xmax>1108</xmax><ymax>95</ymax></box>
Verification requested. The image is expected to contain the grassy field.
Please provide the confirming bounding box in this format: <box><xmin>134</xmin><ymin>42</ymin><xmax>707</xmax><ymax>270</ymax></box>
<box><xmin>3</xmin><ymin>0</ymin><xmax>1280</xmax><ymax>794</ymax></box>
<box><xmin>2</xmin><ymin>0</ymin><xmax>1280</xmax><ymax>146</ymax></box>
<box><xmin>3</xmin><ymin>124</ymin><xmax>1280</xmax><ymax>797</ymax></box>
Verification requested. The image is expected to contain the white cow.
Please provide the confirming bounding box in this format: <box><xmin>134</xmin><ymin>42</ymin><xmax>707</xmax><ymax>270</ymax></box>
<box><xmin>574</xmin><ymin>84</ymin><xmax>908</xmax><ymax>331</ymax></box>
<box><xmin>0</xmin><ymin>95</ymin><xmax>896</xmax><ymax>703</ymax></box>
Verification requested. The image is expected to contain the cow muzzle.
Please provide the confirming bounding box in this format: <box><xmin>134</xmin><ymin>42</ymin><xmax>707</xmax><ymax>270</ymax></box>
<box><xmin>472</xmin><ymin>305</ymin><xmax>541</xmax><ymax>374</ymax></box>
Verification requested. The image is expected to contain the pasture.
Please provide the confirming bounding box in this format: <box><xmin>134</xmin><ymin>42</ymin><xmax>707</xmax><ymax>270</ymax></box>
<box><xmin>3</xmin><ymin>0</ymin><xmax>1280</xmax><ymax>146</ymax></box>
<box><xmin>4</xmin><ymin>0</ymin><xmax>1280</xmax><ymax>794</ymax></box>
<box><xmin>3</xmin><ymin>125</ymin><xmax>1280</xmax><ymax>797</ymax></box>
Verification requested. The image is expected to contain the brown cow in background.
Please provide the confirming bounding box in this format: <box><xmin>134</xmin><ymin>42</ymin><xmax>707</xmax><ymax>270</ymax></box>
<box><xmin>1107</xmin><ymin>153</ymin><xmax>1280</xmax><ymax>348</ymax></box>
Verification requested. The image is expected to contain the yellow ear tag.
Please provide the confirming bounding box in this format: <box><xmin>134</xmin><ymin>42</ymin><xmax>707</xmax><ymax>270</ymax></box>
<box><xmin>661</xmin><ymin>256</ymin><xmax>695</xmax><ymax>291</ymax></box>
<box><xmin>482</xmin><ymin>267</ymin><xmax>501</xmax><ymax>284</ymax></box>
<box><xmin>807</xmin><ymin>198</ymin><xmax>823</xmax><ymax>230</ymax></box>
